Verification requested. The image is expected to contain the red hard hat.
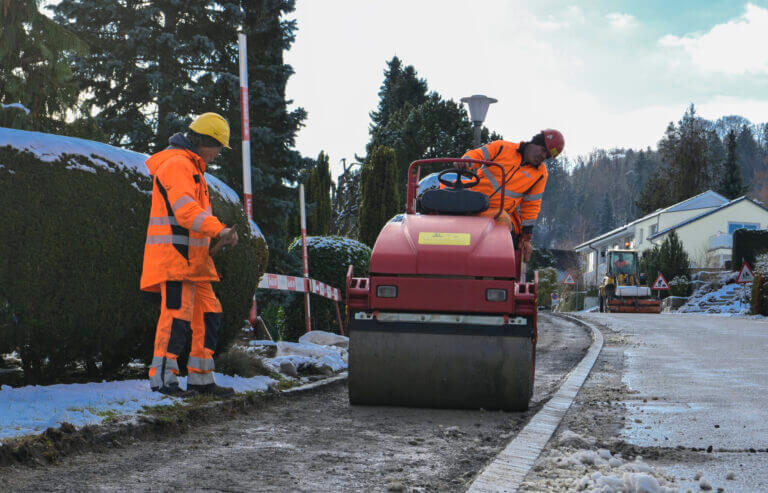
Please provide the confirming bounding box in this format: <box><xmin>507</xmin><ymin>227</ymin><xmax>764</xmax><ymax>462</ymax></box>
<box><xmin>542</xmin><ymin>129</ymin><xmax>564</xmax><ymax>158</ymax></box>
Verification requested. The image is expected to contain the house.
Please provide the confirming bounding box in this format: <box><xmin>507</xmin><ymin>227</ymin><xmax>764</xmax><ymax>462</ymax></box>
<box><xmin>574</xmin><ymin>190</ymin><xmax>768</xmax><ymax>286</ymax></box>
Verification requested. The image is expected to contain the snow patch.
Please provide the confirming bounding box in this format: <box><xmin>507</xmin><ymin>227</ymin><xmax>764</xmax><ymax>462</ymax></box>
<box><xmin>1</xmin><ymin>103</ymin><xmax>30</xmax><ymax>115</ymax></box>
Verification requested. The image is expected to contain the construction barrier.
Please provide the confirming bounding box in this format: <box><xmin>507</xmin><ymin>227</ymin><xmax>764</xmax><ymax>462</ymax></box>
<box><xmin>254</xmin><ymin>273</ymin><xmax>344</xmax><ymax>335</ymax></box>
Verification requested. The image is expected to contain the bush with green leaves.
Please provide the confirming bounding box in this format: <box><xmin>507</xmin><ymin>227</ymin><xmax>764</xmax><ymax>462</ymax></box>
<box><xmin>751</xmin><ymin>254</ymin><xmax>768</xmax><ymax>316</ymax></box>
<box><xmin>283</xmin><ymin>236</ymin><xmax>371</xmax><ymax>341</ymax></box>
<box><xmin>639</xmin><ymin>231</ymin><xmax>690</xmax><ymax>298</ymax></box>
<box><xmin>668</xmin><ymin>275</ymin><xmax>689</xmax><ymax>297</ymax></box>
<box><xmin>536</xmin><ymin>268</ymin><xmax>558</xmax><ymax>308</ymax></box>
<box><xmin>0</xmin><ymin>133</ymin><xmax>266</xmax><ymax>384</ymax></box>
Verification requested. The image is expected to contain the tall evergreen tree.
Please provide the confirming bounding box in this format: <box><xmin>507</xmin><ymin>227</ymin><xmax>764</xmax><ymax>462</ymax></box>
<box><xmin>658</xmin><ymin>104</ymin><xmax>711</xmax><ymax>204</ymax></box>
<box><xmin>735</xmin><ymin>124</ymin><xmax>762</xmax><ymax>184</ymax></box>
<box><xmin>358</xmin><ymin>147</ymin><xmax>400</xmax><ymax>247</ymax></box>
<box><xmin>1</xmin><ymin>0</ymin><xmax>86</xmax><ymax>130</ymax></box>
<box><xmin>718</xmin><ymin>130</ymin><xmax>746</xmax><ymax>199</ymax></box>
<box><xmin>305</xmin><ymin>151</ymin><xmax>332</xmax><ymax>235</ymax></box>
<box><xmin>596</xmin><ymin>193</ymin><xmax>615</xmax><ymax>234</ymax></box>
<box><xmin>636</xmin><ymin>168</ymin><xmax>671</xmax><ymax>216</ymax></box>
<box><xmin>368</xmin><ymin>57</ymin><xmax>428</xmax><ymax>132</ymax></box>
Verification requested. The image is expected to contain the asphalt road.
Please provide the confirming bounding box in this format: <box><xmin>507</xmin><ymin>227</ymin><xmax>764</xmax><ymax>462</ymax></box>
<box><xmin>581</xmin><ymin>313</ymin><xmax>768</xmax><ymax>492</ymax></box>
<box><xmin>0</xmin><ymin>313</ymin><xmax>591</xmax><ymax>492</ymax></box>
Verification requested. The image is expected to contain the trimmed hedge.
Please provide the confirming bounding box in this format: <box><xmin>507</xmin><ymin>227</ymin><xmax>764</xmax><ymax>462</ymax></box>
<box><xmin>732</xmin><ymin>229</ymin><xmax>768</xmax><ymax>272</ymax></box>
<box><xmin>284</xmin><ymin>236</ymin><xmax>371</xmax><ymax>341</ymax></box>
<box><xmin>0</xmin><ymin>142</ymin><xmax>267</xmax><ymax>384</ymax></box>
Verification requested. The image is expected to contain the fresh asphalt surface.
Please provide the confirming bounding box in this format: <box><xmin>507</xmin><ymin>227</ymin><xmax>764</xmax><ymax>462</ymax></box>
<box><xmin>580</xmin><ymin>312</ymin><xmax>768</xmax><ymax>492</ymax></box>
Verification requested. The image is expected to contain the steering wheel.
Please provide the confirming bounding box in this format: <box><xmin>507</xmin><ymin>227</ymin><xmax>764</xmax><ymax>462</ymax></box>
<box><xmin>437</xmin><ymin>168</ymin><xmax>480</xmax><ymax>190</ymax></box>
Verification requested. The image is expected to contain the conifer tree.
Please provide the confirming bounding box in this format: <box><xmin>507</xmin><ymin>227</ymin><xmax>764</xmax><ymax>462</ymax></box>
<box><xmin>306</xmin><ymin>151</ymin><xmax>332</xmax><ymax>235</ymax></box>
<box><xmin>658</xmin><ymin>104</ymin><xmax>711</xmax><ymax>203</ymax></box>
<box><xmin>369</xmin><ymin>57</ymin><xmax>428</xmax><ymax>132</ymax></box>
<box><xmin>358</xmin><ymin>147</ymin><xmax>400</xmax><ymax>247</ymax></box>
<box><xmin>1</xmin><ymin>0</ymin><xmax>86</xmax><ymax>130</ymax></box>
<box><xmin>718</xmin><ymin>130</ymin><xmax>746</xmax><ymax>199</ymax></box>
<box><xmin>597</xmin><ymin>194</ymin><xmax>615</xmax><ymax>234</ymax></box>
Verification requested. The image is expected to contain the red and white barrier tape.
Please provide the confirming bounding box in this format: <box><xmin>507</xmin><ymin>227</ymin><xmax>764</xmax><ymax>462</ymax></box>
<box><xmin>258</xmin><ymin>273</ymin><xmax>341</xmax><ymax>302</ymax></box>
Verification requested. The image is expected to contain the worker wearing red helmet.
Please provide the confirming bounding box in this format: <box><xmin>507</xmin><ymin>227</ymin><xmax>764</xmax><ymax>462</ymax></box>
<box><xmin>461</xmin><ymin>129</ymin><xmax>564</xmax><ymax>261</ymax></box>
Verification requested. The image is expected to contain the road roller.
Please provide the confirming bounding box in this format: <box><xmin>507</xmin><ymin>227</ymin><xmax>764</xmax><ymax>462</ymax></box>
<box><xmin>346</xmin><ymin>158</ymin><xmax>538</xmax><ymax>411</ymax></box>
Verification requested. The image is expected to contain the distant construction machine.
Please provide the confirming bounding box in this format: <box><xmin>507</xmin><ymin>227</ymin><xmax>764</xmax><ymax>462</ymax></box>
<box><xmin>598</xmin><ymin>249</ymin><xmax>661</xmax><ymax>313</ymax></box>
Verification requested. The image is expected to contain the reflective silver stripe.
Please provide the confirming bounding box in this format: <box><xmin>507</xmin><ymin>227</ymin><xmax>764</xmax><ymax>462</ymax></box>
<box><xmin>188</xmin><ymin>372</ymin><xmax>215</xmax><ymax>386</ymax></box>
<box><xmin>480</xmin><ymin>146</ymin><xmax>490</xmax><ymax>160</ymax></box>
<box><xmin>189</xmin><ymin>237</ymin><xmax>210</xmax><ymax>247</ymax></box>
<box><xmin>191</xmin><ymin>211</ymin><xmax>210</xmax><ymax>232</ymax></box>
<box><xmin>504</xmin><ymin>190</ymin><xmax>524</xmax><ymax>198</ymax></box>
<box><xmin>149</xmin><ymin>216</ymin><xmax>179</xmax><ymax>226</ymax></box>
<box><xmin>149</xmin><ymin>356</ymin><xmax>179</xmax><ymax>388</ymax></box>
<box><xmin>172</xmin><ymin>196</ymin><xmax>194</xmax><ymax>212</ymax></box>
<box><xmin>522</xmin><ymin>219</ymin><xmax>537</xmax><ymax>226</ymax></box>
<box><xmin>146</xmin><ymin>234</ymin><xmax>191</xmax><ymax>245</ymax></box>
<box><xmin>521</xmin><ymin>169</ymin><xmax>532</xmax><ymax>179</ymax></box>
<box><xmin>523</xmin><ymin>193</ymin><xmax>543</xmax><ymax>201</ymax></box>
<box><xmin>481</xmin><ymin>165</ymin><xmax>501</xmax><ymax>191</ymax></box>
<box><xmin>188</xmin><ymin>356</ymin><xmax>215</xmax><ymax>371</ymax></box>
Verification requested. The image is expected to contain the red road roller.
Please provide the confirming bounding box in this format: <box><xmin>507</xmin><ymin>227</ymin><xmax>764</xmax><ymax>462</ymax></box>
<box><xmin>346</xmin><ymin>158</ymin><xmax>538</xmax><ymax>411</ymax></box>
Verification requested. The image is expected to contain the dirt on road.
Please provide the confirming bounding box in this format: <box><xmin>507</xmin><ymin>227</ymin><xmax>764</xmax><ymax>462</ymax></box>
<box><xmin>0</xmin><ymin>314</ymin><xmax>590</xmax><ymax>492</ymax></box>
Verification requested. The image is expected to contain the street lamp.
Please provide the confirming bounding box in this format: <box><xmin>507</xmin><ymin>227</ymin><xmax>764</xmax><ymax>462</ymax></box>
<box><xmin>461</xmin><ymin>94</ymin><xmax>497</xmax><ymax>148</ymax></box>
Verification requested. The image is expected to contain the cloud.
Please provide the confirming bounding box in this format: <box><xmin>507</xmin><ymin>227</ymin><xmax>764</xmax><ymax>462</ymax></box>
<box><xmin>606</xmin><ymin>12</ymin><xmax>635</xmax><ymax>29</ymax></box>
<box><xmin>658</xmin><ymin>3</ymin><xmax>768</xmax><ymax>75</ymax></box>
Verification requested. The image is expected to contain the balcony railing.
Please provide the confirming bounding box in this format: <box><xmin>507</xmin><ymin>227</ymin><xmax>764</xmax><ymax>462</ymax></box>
<box><xmin>708</xmin><ymin>233</ymin><xmax>732</xmax><ymax>251</ymax></box>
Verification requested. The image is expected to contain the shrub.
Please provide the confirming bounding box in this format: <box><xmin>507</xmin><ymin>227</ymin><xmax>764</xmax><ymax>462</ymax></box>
<box><xmin>0</xmin><ymin>131</ymin><xmax>266</xmax><ymax>384</ymax></box>
<box><xmin>536</xmin><ymin>268</ymin><xmax>558</xmax><ymax>308</ymax></box>
<box><xmin>732</xmin><ymin>229</ymin><xmax>768</xmax><ymax>272</ymax></box>
<box><xmin>283</xmin><ymin>236</ymin><xmax>371</xmax><ymax>341</ymax></box>
<box><xmin>640</xmin><ymin>231</ymin><xmax>690</xmax><ymax>298</ymax></box>
<box><xmin>668</xmin><ymin>275</ymin><xmax>689</xmax><ymax>297</ymax></box>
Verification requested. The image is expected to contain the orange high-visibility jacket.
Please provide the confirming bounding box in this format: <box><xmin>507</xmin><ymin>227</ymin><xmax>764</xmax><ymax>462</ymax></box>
<box><xmin>140</xmin><ymin>143</ymin><xmax>226</xmax><ymax>292</ymax></box>
<box><xmin>462</xmin><ymin>140</ymin><xmax>548</xmax><ymax>235</ymax></box>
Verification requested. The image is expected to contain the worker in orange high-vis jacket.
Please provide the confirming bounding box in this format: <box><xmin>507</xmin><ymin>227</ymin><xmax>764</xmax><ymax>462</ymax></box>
<box><xmin>141</xmin><ymin>112</ymin><xmax>239</xmax><ymax>397</ymax></box>
<box><xmin>461</xmin><ymin>129</ymin><xmax>564</xmax><ymax>262</ymax></box>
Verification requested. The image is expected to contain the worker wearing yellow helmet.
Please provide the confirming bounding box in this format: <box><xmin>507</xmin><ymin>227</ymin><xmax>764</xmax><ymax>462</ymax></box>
<box><xmin>140</xmin><ymin>112</ymin><xmax>238</xmax><ymax>398</ymax></box>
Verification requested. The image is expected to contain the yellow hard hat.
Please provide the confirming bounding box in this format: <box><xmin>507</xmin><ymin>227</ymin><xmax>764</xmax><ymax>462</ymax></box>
<box><xmin>189</xmin><ymin>112</ymin><xmax>231</xmax><ymax>148</ymax></box>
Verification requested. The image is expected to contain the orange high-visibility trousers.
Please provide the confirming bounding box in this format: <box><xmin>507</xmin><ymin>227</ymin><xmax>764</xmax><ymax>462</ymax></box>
<box><xmin>148</xmin><ymin>281</ymin><xmax>222</xmax><ymax>389</ymax></box>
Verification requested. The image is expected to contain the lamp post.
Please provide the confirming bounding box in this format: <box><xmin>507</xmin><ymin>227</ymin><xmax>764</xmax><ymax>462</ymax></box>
<box><xmin>461</xmin><ymin>94</ymin><xmax>497</xmax><ymax>148</ymax></box>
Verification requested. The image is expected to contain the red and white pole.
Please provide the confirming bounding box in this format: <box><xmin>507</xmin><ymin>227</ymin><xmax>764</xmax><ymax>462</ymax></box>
<box><xmin>299</xmin><ymin>184</ymin><xmax>311</xmax><ymax>332</ymax></box>
<box><xmin>239</xmin><ymin>32</ymin><xmax>259</xmax><ymax>333</ymax></box>
<box><xmin>238</xmin><ymin>32</ymin><xmax>253</xmax><ymax>221</ymax></box>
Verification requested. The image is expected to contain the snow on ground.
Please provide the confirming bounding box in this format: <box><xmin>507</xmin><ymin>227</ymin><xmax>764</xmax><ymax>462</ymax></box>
<box><xmin>0</xmin><ymin>127</ymin><xmax>264</xmax><ymax>239</ymax></box>
<box><xmin>0</xmin><ymin>336</ymin><xmax>348</xmax><ymax>440</ymax></box>
<box><xmin>525</xmin><ymin>430</ymin><xmax>679</xmax><ymax>493</ymax></box>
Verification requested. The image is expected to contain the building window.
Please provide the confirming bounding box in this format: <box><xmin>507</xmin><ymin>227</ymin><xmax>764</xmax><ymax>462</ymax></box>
<box><xmin>639</xmin><ymin>228</ymin><xmax>644</xmax><ymax>244</ymax></box>
<box><xmin>650</xmin><ymin>224</ymin><xmax>658</xmax><ymax>235</ymax></box>
<box><xmin>728</xmin><ymin>222</ymin><xmax>760</xmax><ymax>234</ymax></box>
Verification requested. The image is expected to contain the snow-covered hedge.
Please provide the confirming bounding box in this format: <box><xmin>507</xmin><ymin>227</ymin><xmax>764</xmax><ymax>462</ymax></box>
<box><xmin>283</xmin><ymin>236</ymin><xmax>371</xmax><ymax>341</ymax></box>
<box><xmin>0</xmin><ymin>128</ymin><xmax>267</xmax><ymax>383</ymax></box>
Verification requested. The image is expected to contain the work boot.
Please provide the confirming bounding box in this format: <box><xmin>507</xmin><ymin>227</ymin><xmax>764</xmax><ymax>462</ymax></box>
<box><xmin>152</xmin><ymin>383</ymin><xmax>198</xmax><ymax>398</ymax></box>
<box><xmin>187</xmin><ymin>383</ymin><xmax>235</xmax><ymax>397</ymax></box>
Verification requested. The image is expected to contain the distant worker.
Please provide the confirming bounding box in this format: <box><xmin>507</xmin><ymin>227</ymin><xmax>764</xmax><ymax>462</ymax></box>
<box><xmin>613</xmin><ymin>253</ymin><xmax>629</xmax><ymax>272</ymax></box>
<box><xmin>461</xmin><ymin>129</ymin><xmax>565</xmax><ymax>261</ymax></box>
<box><xmin>140</xmin><ymin>112</ymin><xmax>239</xmax><ymax>397</ymax></box>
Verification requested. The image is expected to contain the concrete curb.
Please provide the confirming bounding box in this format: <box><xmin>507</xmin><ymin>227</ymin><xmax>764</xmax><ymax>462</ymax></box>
<box><xmin>468</xmin><ymin>314</ymin><xmax>603</xmax><ymax>492</ymax></box>
<box><xmin>0</xmin><ymin>372</ymin><xmax>348</xmax><ymax>468</ymax></box>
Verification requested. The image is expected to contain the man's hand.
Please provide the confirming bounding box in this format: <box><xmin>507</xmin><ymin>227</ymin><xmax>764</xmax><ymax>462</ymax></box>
<box><xmin>218</xmin><ymin>225</ymin><xmax>239</xmax><ymax>247</ymax></box>
<box><xmin>521</xmin><ymin>238</ymin><xmax>533</xmax><ymax>262</ymax></box>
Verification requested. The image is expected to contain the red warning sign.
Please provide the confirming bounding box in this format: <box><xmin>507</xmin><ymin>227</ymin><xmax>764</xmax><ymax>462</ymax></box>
<box><xmin>736</xmin><ymin>262</ymin><xmax>754</xmax><ymax>284</ymax></box>
<box><xmin>562</xmin><ymin>272</ymin><xmax>576</xmax><ymax>285</ymax></box>
<box><xmin>652</xmin><ymin>273</ymin><xmax>669</xmax><ymax>290</ymax></box>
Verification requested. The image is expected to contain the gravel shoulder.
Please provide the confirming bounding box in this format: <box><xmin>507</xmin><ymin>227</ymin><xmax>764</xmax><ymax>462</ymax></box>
<box><xmin>0</xmin><ymin>313</ymin><xmax>590</xmax><ymax>492</ymax></box>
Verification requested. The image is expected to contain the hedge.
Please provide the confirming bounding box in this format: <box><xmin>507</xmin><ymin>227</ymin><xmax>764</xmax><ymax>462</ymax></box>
<box><xmin>283</xmin><ymin>236</ymin><xmax>371</xmax><ymax>341</ymax></box>
<box><xmin>0</xmin><ymin>138</ymin><xmax>267</xmax><ymax>384</ymax></box>
<box><xmin>732</xmin><ymin>229</ymin><xmax>768</xmax><ymax>272</ymax></box>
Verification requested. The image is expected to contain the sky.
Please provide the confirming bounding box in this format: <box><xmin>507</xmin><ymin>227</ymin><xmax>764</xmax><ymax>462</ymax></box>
<box><xmin>283</xmin><ymin>0</ymin><xmax>768</xmax><ymax>178</ymax></box>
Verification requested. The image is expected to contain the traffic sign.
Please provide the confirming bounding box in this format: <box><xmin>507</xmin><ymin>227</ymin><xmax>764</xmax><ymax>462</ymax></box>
<box><xmin>551</xmin><ymin>292</ymin><xmax>559</xmax><ymax>301</ymax></box>
<box><xmin>736</xmin><ymin>262</ymin><xmax>754</xmax><ymax>284</ymax></box>
<box><xmin>562</xmin><ymin>272</ymin><xmax>576</xmax><ymax>285</ymax></box>
<box><xmin>652</xmin><ymin>273</ymin><xmax>669</xmax><ymax>291</ymax></box>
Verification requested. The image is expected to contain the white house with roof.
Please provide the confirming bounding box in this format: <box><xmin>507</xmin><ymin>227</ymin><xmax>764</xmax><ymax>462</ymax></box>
<box><xmin>574</xmin><ymin>190</ymin><xmax>768</xmax><ymax>286</ymax></box>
